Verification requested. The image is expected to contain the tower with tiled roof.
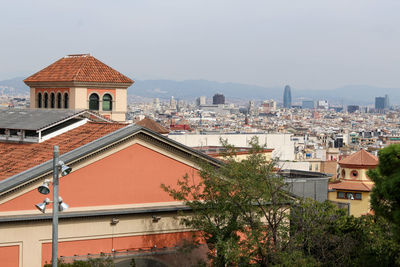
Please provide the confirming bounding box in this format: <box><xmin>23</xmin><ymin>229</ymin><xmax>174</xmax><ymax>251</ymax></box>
<box><xmin>328</xmin><ymin>149</ymin><xmax>378</xmax><ymax>216</ymax></box>
<box><xmin>24</xmin><ymin>54</ymin><xmax>134</xmax><ymax>121</ymax></box>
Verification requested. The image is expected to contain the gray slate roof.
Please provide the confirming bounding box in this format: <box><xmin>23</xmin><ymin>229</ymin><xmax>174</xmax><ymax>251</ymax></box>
<box><xmin>0</xmin><ymin>108</ymin><xmax>85</xmax><ymax>130</ymax></box>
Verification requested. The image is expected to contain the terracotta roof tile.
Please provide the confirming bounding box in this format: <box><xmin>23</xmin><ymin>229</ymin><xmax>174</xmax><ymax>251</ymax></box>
<box><xmin>24</xmin><ymin>54</ymin><xmax>134</xmax><ymax>84</ymax></box>
<box><xmin>339</xmin><ymin>149</ymin><xmax>378</xmax><ymax>167</ymax></box>
<box><xmin>0</xmin><ymin>122</ymin><xmax>126</xmax><ymax>181</ymax></box>
<box><xmin>329</xmin><ymin>180</ymin><xmax>374</xmax><ymax>192</ymax></box>
<box><xmin>135</xmin><ymin>118</ymin><xmax>169</xmax><ymax>134</ymax></box>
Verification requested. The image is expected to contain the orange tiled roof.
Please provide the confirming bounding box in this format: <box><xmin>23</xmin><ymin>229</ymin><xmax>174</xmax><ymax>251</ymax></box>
<box><xmin>329</xmin><ymin>180</ymin><xmax>374</xmax><ymax>192</ymax></box>
<box><xmin>0</xmin><ymin>122</ymin><xmax>126</xmax><ymax>181</ymax></box>
<box><xmin>135</xmin><ymin>118</ymin><xmax>169</xmax><ymax>134</ymax></box>
<box><xmin>339</xmin><ymin>149</ymin><xmax>378</xmax><ymax>167</ymax></box>
<box><xmin>24</xmin><ymin>54</ymin><xmax>134</xmax><ymax>84</ymax></box>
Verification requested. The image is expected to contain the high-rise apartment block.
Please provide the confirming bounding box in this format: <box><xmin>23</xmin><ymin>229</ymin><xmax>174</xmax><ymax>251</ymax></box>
<box><xmin>213</xmin><ymin>93</ymin><xmax>225</xmax><ymax>105</ymax></box>
<box><xmin>347</xmin><ymin>105</ymin><xmax>359</xmax><ymax>113</ymax></box>
<box><xmin>302</xmin><ymin>100</ymin><xmax>315</xmax><ymax>109</ymax></box>
<box><xmin>262</xmin><ymin>99</ymin><xmax>277</xmax><ymax>113</ymax></box>
<box><xmin>196</xmin><ymin>96</ymin><xmax>206</xmax><ymax>106</ymax></box>
<box><xmin>317</xmin><ymin>100</ymin><xmax>329</xmax><ymax>109</ymax></box>
<box><xmin>375</xmin><ymin>95</ymin><xmax>389</xmax><ymax>110</ymax></box>
<box><xmin>170</xmin><ymin>96</ymin><xmax>177</xmax><ymax>110</ymax></box>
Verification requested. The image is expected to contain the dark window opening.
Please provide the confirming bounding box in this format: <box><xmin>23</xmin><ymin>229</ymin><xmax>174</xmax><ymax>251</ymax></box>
<box><xmin>37</xmin><ymin>93</ymin><xmax>42</xmax><ymax>108</ymax></box>
<box><xmin>337</xmin><ymin>191</ymin><xmax>362</xmax><ymax>200</ymax></box>
<box><xmin>25</xmin><ymin>130</ymin><xmax>38</xmax><ymax>137</ymax></box>
<box><xmin>9</xmin><ymin>129</ymin><xmax>18</xmax><ymax>136</ymax></box>
<box><xmin>44</xmin><ymin>93</ymin><xmax>49</xmax><ymax>108</ymax></box>
<box><xmin>50</xmin><ymin>93</ymin><xmax>55</xmax><ymax>108</ymax></box>
<box><xmin>102</xmin><ymin>94</ymin><xmax>112</xmax><ymax>111</ymax></box>
<box><xmin>57</xmin><ymin>93</ymin><xmax>62</xmax><ymax>108</ymax></box>
<box><xmin>64</xmin><ymin>93</ymin><xmax>69</xmax><ymax>109</ymax></box>
<box><xmin>89</xmin><ymin>94</ymin><xmax>99</xmax><ymax>110</ymax></box>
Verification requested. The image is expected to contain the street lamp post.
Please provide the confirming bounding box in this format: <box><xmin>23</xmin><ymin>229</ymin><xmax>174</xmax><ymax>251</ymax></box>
<box><xmin>52</xmin><ymin>146</ymin><xmax>60</xmax><ymax>267</ymax></box>
<box><xmin>35</xmin><ymin>145</ymin><xmax>72</xmax><ymax>267</ymax></box>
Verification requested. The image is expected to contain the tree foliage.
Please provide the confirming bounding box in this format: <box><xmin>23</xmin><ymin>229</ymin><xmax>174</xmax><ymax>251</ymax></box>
<box><xmin>290</xmin><ymin>199</ymin><xmax>400</xmax><ymax>267</ymax></box>
<box><xmin>162</xmin><ymin>138</ymin><xmax>293</xmax><ymax>266</ymax></box>
<box><xmin>43</xmin><ymin>256</ymin><xmax>114</xmax><ymax>267</ymax></box>
<box><xmin>368</xmin><ymin>144</ymin><xmax>400</xmax><ymax>236</ymax></box>
<box><xmin>162</xmin><ymin>139</ymin><xmax>400</xmax><ymax>266</ymax></box>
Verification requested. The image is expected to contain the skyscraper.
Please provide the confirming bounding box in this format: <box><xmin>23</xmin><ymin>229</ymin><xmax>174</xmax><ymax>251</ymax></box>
<box><xmin>283</xmin><ymin>85</ymin><xmax>292</xmax><ymax>108</ymax></box>
<box><xmin>213</xmin><ymin>93</ymin><xmax>225</xmax><ymax>105</ymax></box>
<box><xmin>375</xmin><ymin>97</ymin><xmax>385</xmax><ymax>110</ymax></box>
<box><xmin>375</xmin><ymin>94</ymin><xmax>389</xmax><ymax>111</ymax></box>
<box><xmin>385</xmin><ymin>94</ymin><xmax>389</xmax><ymax>109</ymax></box>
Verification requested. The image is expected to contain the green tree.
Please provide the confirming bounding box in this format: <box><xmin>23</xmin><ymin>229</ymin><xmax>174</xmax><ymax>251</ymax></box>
<box><xmin>289</xmin><ymin>199</ymin><xmax>356</xmax><ymax>266</ymax></box>
<box><xmin>162</xmin><ymin>138</ymin><xmax>293</xmax><ymax>266</ymax></box>
<box><xmin>290</xmin><ymin>199</ymin><xmax>400</xmax><ymax>267</ymax></box>
<box><xmin>368</xmin><ymin>144</ymin><xmax>400</xmax><ymax>235</ymax></box>
<box><xmin>44</xmin><ymin>256</ymin><xmax>114</xmax><ymax>267</ymax></box>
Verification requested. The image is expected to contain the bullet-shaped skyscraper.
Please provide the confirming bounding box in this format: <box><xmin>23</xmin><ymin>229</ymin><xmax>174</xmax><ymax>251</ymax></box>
<box><xmin>283</xmin><ymin>85</ymin><xmax>292</xmax><ymax>108</ymax></box>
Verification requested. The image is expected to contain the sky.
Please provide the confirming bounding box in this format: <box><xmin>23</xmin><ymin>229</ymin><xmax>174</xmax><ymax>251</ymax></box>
<box><xmin>0</xmin><ymin>0</ymin><xmax>399</xmax><ymax>90</ymax></box>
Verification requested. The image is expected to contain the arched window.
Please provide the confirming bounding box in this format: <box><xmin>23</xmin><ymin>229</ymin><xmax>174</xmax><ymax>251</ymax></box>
<box><xmin>89</xmin><ymin>94</ymin><xmax>99</xmax><ymax>110</ymax></box>
<box><xmin>57</xmin><ymin>93</ymin><xmax>62</xmax><ymax>108</ymax></box>
<box><xmin>64</xmin><ymin>93</ymin><xmax>69</xmax><ymax>109</ymax></box>
<box><xmin>102</xmin><ymin>94</ymin><xmax>112</xmax><ymax>111</ymax></box>
<box><xmin>44</xmin><ymin>92</ymin><xmax>49</xmax><ymax>108</ymax></box>
<box><xmin>50</xmin><ymin>93</ymin><xmax>55</xmax><ymax>108</ymax></box>
<box><xmin>37</xmin><ymin>93</ymin><xmax>42</xmax><ymax>108</ymax></box>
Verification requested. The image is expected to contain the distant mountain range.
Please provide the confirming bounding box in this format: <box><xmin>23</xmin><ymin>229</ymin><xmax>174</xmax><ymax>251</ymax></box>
<box><xmin>1</xmin><ymin>77</ymin><xmax>398</xmax><ymax>106</ymax></box>
<box><xmin>128</xmin><ymin>79</ymin><xmax>399</xmax><ymax>105</ymax></box>
<box><xmin>0</xmin><ymin>77</ymin><xmax>28</xmax><ymax>96</ymax></box>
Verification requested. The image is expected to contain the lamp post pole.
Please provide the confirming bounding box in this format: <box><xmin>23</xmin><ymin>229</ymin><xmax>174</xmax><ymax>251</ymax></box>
<box><xmin>52</xmin><ymin>146</ymin><xmax>59</xmax><ymax>267</ymax></box>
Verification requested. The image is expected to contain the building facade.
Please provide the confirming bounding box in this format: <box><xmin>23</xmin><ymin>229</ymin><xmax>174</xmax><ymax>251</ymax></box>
<box><xmin>0</xmin><ymin>120</ymin><xmax>217</xmax><ymax>266</ymax></box>
<box><xmin>328</xmin><ymin>149</ymin><xmax>378</xmax><ymax>216</ymax></box>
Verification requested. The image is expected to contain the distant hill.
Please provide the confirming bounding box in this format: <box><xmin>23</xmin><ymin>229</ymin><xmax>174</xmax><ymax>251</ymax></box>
<box><xmin>1</xmin><ymin>77</ymin><xmax>398</xmax><ymax>105</ymax></box>
<box><xmin>0</xmin><ymin>77</ymin><xmax>29</xmax><ymax>96</ymax></box>
<box><xmin>295</xmin><ymin>85</ymin><xmax>399</xmax><ymax>106</ymax></box>
<box><xmin>129</xmin><ymin>79</ymin><xmax>282</xmax><ymax>100</ymax></box>
<box><xmin>129</xmin><ymin>80</ymin><xmax>400</xmax><ymax>105</ymax></box>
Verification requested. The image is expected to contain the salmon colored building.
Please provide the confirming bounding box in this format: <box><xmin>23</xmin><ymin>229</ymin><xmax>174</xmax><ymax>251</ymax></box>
<box><xmin>24</xmin><ymin>54</ymin><xmax>133</xmax><ymax>122</ymax></box>
<box><xmin>0</xmin><ymin>110</ymin><xmax>219</xmax><ymax>266</ymax></box>
<box><xmin>328</xmin><ymin>149</ymin><xmax>378</xmax><ymax>217</ymax></box>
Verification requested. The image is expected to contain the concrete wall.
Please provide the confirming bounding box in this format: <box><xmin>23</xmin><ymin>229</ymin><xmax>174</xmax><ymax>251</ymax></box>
<box><xmin>321</xmin><ymin>161</ymin><xmax>338</xmax><ymax>179</ymax></box>
<box><xmin>287</xmin><ymin>177</ymin><xmax>329</xmax><ymax>202</ymax></box>
<box><xmin>0</xmin><ymin>212</ymin><xmax>193</xmax><ymax>267</ymax></box>
<box><xmin>30</xmin><ymin>88</ymin><xmax>35</xmax><ymax>108</ymax></box>
<box><xmin>70</xmin><ymin>87</ymin><xmax>87</xmax><ymax>109</ymax></box>
<box><xmin>277</xmin><ymin>161</ymin><xmax>309</xmax><ymax>171</ymax></box>
<box><xmin>168</xmin><ymin>133</ymin><xmax>295</xmax><ymax>161</ymax></box>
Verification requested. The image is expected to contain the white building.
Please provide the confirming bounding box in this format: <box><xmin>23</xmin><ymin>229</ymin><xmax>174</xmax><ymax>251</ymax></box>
<box><xmin>168</xmin><ymin>133</ymin><xmax>295</xmax><ymax>161</ymax></box>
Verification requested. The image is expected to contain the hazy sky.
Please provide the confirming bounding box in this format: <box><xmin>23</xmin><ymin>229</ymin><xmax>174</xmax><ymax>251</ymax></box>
<box><xmin>1</xmin><ymin>0</ymin><xmax>399</xmax><ymax>89</ymax></box>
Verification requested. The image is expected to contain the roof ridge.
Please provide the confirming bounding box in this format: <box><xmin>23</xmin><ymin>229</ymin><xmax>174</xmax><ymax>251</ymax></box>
<box><xmin>72</xmin><ymin>55</ymin><xmax>90</xmax><ymax>81</ymax></box>
<box><xmin>86</xmin><ymin>121</ymin><xmax>128</xmax><ymax>125</ymax></box>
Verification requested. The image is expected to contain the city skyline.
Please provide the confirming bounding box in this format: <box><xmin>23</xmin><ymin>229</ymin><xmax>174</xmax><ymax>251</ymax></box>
<box><xmin>0</xmin><ymin>1</ymin><xmax>399</xmax><ymax>90</ymax></box>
